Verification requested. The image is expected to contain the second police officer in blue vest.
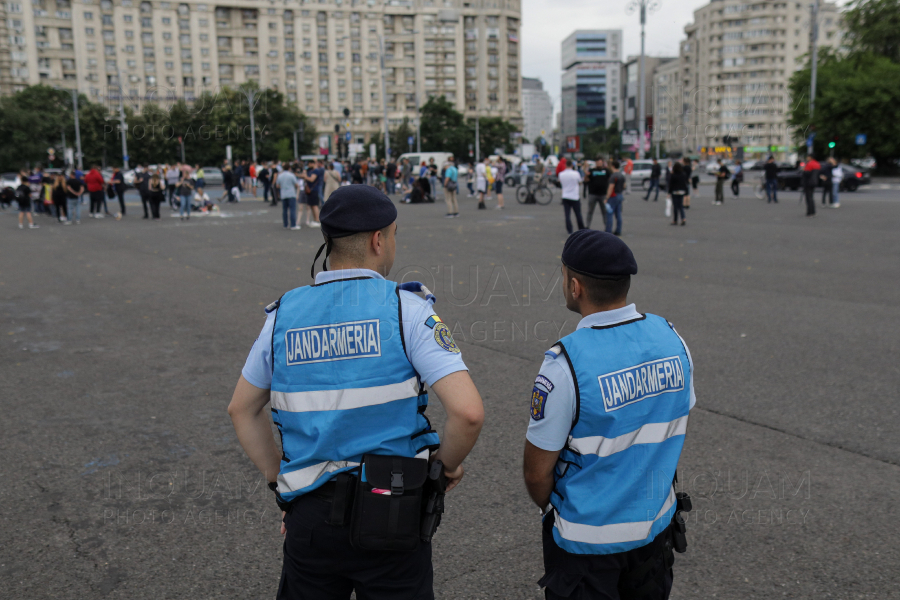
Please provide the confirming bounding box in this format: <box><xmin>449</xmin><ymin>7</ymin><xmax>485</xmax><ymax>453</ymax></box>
<box><xmin>523</xmin><ymin>230</ymin><xmax>695</xmax><ymax>600</ymax></box>
<box><xmin>228</xmin><ymin>185</ymin><xmax>485</xmax><ymax>599</ymax></box>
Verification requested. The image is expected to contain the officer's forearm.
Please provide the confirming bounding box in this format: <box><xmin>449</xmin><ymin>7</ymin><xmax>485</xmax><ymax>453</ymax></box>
<box><xmin>523</xmin><ymin>441</ymin><xmax>560</xmax><ymax>509</ymax></box>
<box><xmin>228</xmin><ymin>377</ymin><xmax>282</xmax><ymax>483</ymax></box>
<box><xmin>430</xmin><ymin>371</ymin><xmax>485</xmax><ymax>472</ymax></box>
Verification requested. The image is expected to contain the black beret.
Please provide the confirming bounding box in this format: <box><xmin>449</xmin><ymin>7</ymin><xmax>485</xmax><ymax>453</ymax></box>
<box><xmin>318</xmin><ymin>185</ymin><xmax>397</xmax><ymax>238</ymax></box>
<box><xmin>561</xmin><ymin>230</ymin><xmax>638</xmax><ymax>279</ymax></box>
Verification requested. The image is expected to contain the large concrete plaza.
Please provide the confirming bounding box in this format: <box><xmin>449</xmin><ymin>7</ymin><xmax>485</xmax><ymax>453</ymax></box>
<box><xmin>1</xmin><ymin>183</ymin><xmax>898</xmax><ymax>599</ymax></box>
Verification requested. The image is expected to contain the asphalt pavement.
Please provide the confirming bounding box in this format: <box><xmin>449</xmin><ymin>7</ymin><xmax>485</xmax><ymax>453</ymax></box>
<box><xmin>1</xmin><ymin>183</ymin><xmax>899</xmax><ymax>599</ymax></box>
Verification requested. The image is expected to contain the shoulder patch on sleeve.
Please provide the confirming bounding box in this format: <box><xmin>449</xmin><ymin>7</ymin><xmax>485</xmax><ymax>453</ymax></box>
<box><xmin>545</xmin><ymin>344</ymin><xmax>561</xmax><ymax>358</ymax></box>
<box><xmin>534</xmin><ymin>374</ymin><xmax>555</xmax><ymax>393</ymax></box>
<box><xmin>530</xmin><ymin>386</ymin><xmax>548</xmax><ymax>420</ymax></box>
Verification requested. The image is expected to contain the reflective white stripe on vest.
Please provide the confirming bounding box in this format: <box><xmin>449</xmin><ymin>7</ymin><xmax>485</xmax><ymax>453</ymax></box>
<box><xmin>278</xmin><ymin>460</ymin><xmax>359</xmax><ymax>493</ymax></box>
<box><xmin>271</xmin><ymin>376</ymin><xmax>419</xmax><ymax>413</ymax></box>
<box><xmin>554</xmin><ymin>487</ymin><xmax>676</xmax><ymax>545</ymax></box>
<box><xmin>567</xmin><ymin>415</ymin><xmax>688</xmax><ymax>458</ymax></box>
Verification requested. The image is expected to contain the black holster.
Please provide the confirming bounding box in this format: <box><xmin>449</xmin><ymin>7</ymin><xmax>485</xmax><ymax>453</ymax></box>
<box><xmin>420</xmin><ymin>460</ymin><xmax>447</xmax><ymax>543</ymax></box>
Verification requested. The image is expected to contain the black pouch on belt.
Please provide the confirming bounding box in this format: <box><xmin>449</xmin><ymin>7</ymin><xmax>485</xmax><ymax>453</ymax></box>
<box><xmin>350</xmin><ymin>454</ymin><xmax>429</xmax><ymax>552</ymax></box>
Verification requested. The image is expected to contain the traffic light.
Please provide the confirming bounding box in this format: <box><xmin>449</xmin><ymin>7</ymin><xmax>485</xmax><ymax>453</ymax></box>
<box><xmin>828</xmin><ymin>135</ymin><xmax>838</xmax><ymax>149</ymax></box>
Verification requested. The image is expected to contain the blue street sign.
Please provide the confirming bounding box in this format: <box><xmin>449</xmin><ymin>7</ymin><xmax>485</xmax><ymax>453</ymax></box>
<box><xmin>532</xmin><ymin>153</ymin><xmax>540</xmax><ymax>162</ymax></box>
<box><xmin>855</xmin><ymin>134</ymin><xmax>867</xmax><ymax>145</ymax></box>
<box><xmin>408</xmin><ymin>136</ymin><xmax>414</xmax><ymax>146</ymax></box>
<box><xmin>123</xmin><ymin>155</ymin><xmax>129</xmax><ymax>162</ymax></box>
<box><xmin>806</xmin><ymin>133</ymin><xmax>816</xmax><ymax>146</ymax></box>
<box><xmin>345</xmin><ymin>131</ymin><xmax>351</xmax><ymax>142</ymax></box>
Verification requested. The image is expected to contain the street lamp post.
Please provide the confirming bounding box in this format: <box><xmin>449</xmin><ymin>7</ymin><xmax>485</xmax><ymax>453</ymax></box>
<box><xmin>238</xmin><ymin>87</ymin><xmax>259</xmax><ymax>163</ymax></box>
<box><xmin>808</xmin><ymin>0</ymin><xmax>820</xmax><ymax>156</ymax></box>
<box><xmin>475</xmin><ymin>115</ymin><xmax>480</xmax><ymax>163</ymax></box>
<box><xmin>378</xmin><ymin>34</ymin><xmax>391</xmax><ymax>160</ymax></box>
<box><xmin>114</xmin><ymin>67</ymin><xmax>130</xmax><ymax>170</ymax></box>
<box><xmin>414</xmin><ymin>90</ymin><xmax>421</xmax><ymax>153</ymax></box>
<box><xmin>626</xmin><ymin>0</ymin><xmax>660</xmax><ymax>160</ymax></box>
<box><xmin>56</xmin><ymin>87</ymin><xmax>84</xmax><ymax>170</ymax></box>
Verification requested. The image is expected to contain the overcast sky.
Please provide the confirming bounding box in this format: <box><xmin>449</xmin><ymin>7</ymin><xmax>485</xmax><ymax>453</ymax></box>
<box><xmin>520</xmin><ymin>0</ymin><xmax>711</xmax><ymax>120</ymax></box>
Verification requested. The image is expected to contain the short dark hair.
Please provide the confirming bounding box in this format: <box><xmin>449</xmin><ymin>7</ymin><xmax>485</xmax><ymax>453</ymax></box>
<box><xmin>572</xmin><ymin>273</ymin><xmax>631</xmax><ymax>306</ymax></box>
<box><xmin>610</xmin><ymin>159</ymin><xmax>620</xmax><ymax>169</ymax></box>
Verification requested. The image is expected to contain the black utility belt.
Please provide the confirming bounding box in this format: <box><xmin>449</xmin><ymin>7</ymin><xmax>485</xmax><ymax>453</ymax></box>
<box><xmin>303</xmin><ymin>454</ymin><xmax>448</xmax><ymax>553</ymax></box>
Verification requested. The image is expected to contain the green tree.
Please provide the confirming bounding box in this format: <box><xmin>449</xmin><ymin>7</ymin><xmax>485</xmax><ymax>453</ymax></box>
<box><xmin>473</xmin><ymin>117</ymin><xmax>519</xmax><ymax>155</ymax></box>
<box><xmin>582</xmin><ymin>119</ymin><xmax>622</xmax><ymax>160</ymax></box>
<box><xmin>843</xmin><ymin>0</ymin><xmax>900</xmax><ymax>63</ymax></box>
<box><xmin>789</xmin><ymin>51</ymin><xmax>900</xmax><ymax>164</ymax></box>
<box><xmin>419</xmin><ymin>96</ymin><xmax>469</xmax><ymax>158</ymax></box>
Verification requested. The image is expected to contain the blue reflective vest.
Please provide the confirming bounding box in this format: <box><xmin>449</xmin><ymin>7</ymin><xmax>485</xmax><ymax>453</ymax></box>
<box><xmin>550</xmin><ymin>314</ymin><xmax>692</xmax><ymax>555</ymax></box>
<box><xmin>270</xmin><ymin>277</ymin><xmax>440</xmax><ymax>503</ymax></box>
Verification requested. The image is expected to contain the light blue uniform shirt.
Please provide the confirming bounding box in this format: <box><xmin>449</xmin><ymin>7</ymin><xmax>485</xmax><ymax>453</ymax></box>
<box><xmin>445</xmin><ymin>166</ymin><xmax>458</xmax><ymax>182</ymax></box>
<box><xmin>526</xmin><ymin>304</ymin><xmax>696</xmax><ymax>451</ymax></box>
<box><xmin>243</xmin><ymin>268</ymin><xmax>467</xmax><ymax>389</ymax></box>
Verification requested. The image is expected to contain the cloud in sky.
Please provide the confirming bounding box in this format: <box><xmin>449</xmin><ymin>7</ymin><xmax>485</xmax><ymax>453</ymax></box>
<box><xmin>520</xmin><ymin>0</ymin><xmax>711</xmax><ymax>119</ymax></box>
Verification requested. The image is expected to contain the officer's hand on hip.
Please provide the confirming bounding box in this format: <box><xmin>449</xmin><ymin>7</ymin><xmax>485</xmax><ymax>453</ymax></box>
<box><xmin>444</xmin><ymin>464</ymin><xmax>465</xmax><ymax>493</ymax></box>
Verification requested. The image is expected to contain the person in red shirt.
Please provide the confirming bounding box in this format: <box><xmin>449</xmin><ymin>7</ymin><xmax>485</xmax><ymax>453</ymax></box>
<box><xmin>84</xmin><ymin>165</ymin><xmax>106</xmax><ymax>219</ymax></box>
<box><xmin>803</xmin><ymin>157</ymin><xmax>821</xmax><ymax>217</ymax></box>
<box><xmin>555</xmin><ymin>156</ymin><xmax>567</xmax><ymax>176</ymax></box>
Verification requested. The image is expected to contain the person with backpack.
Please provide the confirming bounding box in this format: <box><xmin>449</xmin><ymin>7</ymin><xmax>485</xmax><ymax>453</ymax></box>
<box><xmin>714</xmin><ymin>159</ymin><xmax>730</xmax><ymax>205</ymax></box>
<box><xmin>443</xmin><ymin>156</ymin><xmax>459</xmax><ymax>218</ymax></box>
<box><xmin>605</xmin><ymin>160</ymin><xmax>627</xmax><ymax>236</ymax></box>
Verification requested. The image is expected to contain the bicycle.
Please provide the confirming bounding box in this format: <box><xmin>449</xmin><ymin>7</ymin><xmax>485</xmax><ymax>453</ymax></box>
<box><xmin>516</xmin><ymin>178</ymin><xmax>553</xmax><ymax>205</ymax></box>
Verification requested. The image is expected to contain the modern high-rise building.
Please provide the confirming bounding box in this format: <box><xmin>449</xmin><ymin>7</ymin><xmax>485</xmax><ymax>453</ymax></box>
<box><xmin>0</xmin><ymin>0</ymin><xmax>523</xmax><ymax>148</ymax></box>
<box><xmin>521</xmin><ymin>76</ymin><xmax>550</xmax><ymax>144</ymax></box>
<box><xmin>560</xmin><ymin>29</ymin><xmax>621</xmax><ymax>140</ymax></box>
<box><xmin>657</xmin><ymin>0</ymin><xmax>841</xmax><ymax>159</ymax></box>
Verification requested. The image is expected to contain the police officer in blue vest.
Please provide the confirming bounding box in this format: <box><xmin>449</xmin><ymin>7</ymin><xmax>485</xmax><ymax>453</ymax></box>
<box><xmin>523</xmin><ymin>230</ymin><xmax>695</xmax><ymax>600</ymax></box>
<box><xmin>228</xmin><ymin>185</ymin><xmax>485</xmax><ymax>599</ymax></box>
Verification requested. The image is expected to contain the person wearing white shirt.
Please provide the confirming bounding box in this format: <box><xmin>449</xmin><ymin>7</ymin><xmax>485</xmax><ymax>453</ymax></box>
<box><xmin>558</xmin><ymin>162</ymin><xmax>585</xmax><ymax>234</ymax></box>
<box><xmin>475</xmin><ymin>156</ymin><xmax>490</xmax><ymax>210</ymax></box>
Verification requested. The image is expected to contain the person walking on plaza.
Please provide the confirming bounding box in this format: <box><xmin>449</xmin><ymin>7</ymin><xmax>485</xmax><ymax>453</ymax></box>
<box><xmin>584</xmin><ymin>157</ymin><xmax>609</xmax><ymax>230</ymax></box>
<box><xmin>731</xmin><ymin>160</ymin><xmax>743</xmax><ymax>197</ymax></box>
<box><xmin>644</xmin><ymin>157</ymin><xmax>661</xmax><ymax>202</ymax></box>
<box><xmin>830</xmin><ymin>159</ymin><xmax>843</xmax><ymax>208</ymax></box>
<box><xmin>714</xmin><ymin>159</ymin><xmax>729</xmax><ymax>205</ymax></box>
<box><xmin>249</xmin><ymin>162</ymin><xmax>258</xmax><ymax>198</ymax></box>
<box><xmin>194</xmin><ymin>165</ymin><xmax>206</xmax><ymax>194</ymax></box>
<box><xmin>623</xmin><ymin>157</ymin><xmax>634</xmax><ymax>195</ymax></box>
<box><xmin>821</xmin><ymin>157</ymin><xmax>837</xmax><ymax>207</ymax></box>
<box><xmin>690</xmin><ymin>159</ymin><xmax>700</xmax><ymax>198</ymax></box>
<box><xmin>323</xmin><ymin>161</ymin><xmax>341</xmax><ymax>202</ymax></box>
<box><xmin>258</xmin><ymin>162</ymin><xmax>272</xmax><ymax>204</ymax></box>
<box><xmin>15</xmin><ymin>171</ymin><xmax>39</xmax><ymax>229</ymax></box>
<box><xmin>178</xmin><ymin>172</ymin><xmax>194</xmax><ymax>221</ymax></box>
<box><xmin>386</xmin><ymin>158</ymin><xmax>397</xmax><ymax>194</ymax></box>
<box><xmin>165</xmin><ymin>163</ymin><xmax>180</xmax><ymax>208</ymax></box>
<box><xmin>227</xmin><ymin>185</ymin><xmax>484</xmax><ymax>599</ymax></box>
<box><xmin>51</xmin><ymin>173</ymin><xmax>68</xmax><ymax>223</ymax></box>
<box><xmin>400</xmin><ymin>158</ymin><xmax>412</xmax><ymax>193</ymax></box>
<box><xmin>668</xmin><ymin>162</ymin><xmax>689</xmax><ymax>226</ymax></box>
<box><xmin>803</xmin><ymin>156</ymin><xmax>821</xmax><ymax>217</ymax></box>
<box><xmin>134</xmin><ymin>166</ymin><xmax>151</xmax><ymax>218</ymax></box>
<box><xmin>111</xmin><ymin>166</ymin><xmax>126</xmax><ymax>218</ymax></box>
<box><xmin>298</xmin><ymin>165</ymin><xmax>321</xmax><ymax>228</ymax></box>
<box><xmin>523</xmin><ymin>230</ymin><xmax>695</xmax><ymax>600</ymax></box>
<box><xmin>443</xmin><ymin>156</ymin><xmax>459</xmax><ymax>218</ymax></box>
<box><xmin>66</xmin><ymin>170</ymin><xmax>84</xmax><ymax>224</ymax></box>
<box><xmin>559</xmin><ymin>161</ymin><xmax>585</xmax><ymax>235</ymax></box>
<box><xmin>85</xmin><ymin>164</ymin><xmax>105</xmax><ymax>218</ymax></box>
<box><xmin>276</xmin><ymin>165</ymin><xmax>301</xmax><ymax>230</ymax></box>
<box><xmin>764</xmin><ymin>156</ymin><xmax>779</xmax><ymax>203</ymax></box>
<box><xmin>476</xmin><ymin>156</ymin><xmax>490</xmax><ymax>210</ymax></box>
<box><xmin>148</xmin><ymin>172</ymin><xmax>165</xmax><ymax>219</ymax></box>
<box><xmin>605</xmin><ymin>160</ymin><xmax>626</xmax><ymax>236</ymax></box>
<box><xmin>493</xmin><ymin>158</ymin><xmax>506</xmax><ymax>210</ymax></box>
<box><xmin>683</xmin><ymin>157</ymin><xmax>693</xmax><ymax>201</ymax></box>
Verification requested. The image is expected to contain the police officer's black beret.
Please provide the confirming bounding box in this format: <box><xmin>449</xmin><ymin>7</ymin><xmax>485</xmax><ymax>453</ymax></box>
<box><xmin>561</xmin><ymin>230</ymin><xmax>638</xmax><ymax>279</ymax></box>
<box><xmin>319</xmin><ymin>184</ymin><xmax>397</xmax><ymax>238</ymax></box>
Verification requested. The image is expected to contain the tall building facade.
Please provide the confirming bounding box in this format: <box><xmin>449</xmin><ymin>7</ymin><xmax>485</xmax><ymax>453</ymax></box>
<box><xmin>0</xmin><ymin>0</ymin><xmax>523</xmax><ymax>146</ymax></box>
<box><xmin>621</xmin><ymin>55</ymin><xmax>675</xmax><ymax>133</ymax></box>
<box><xmin>657</xmin><ymin>0</ymin><xmax>841</xmax><ymax>159</ymax></box>
<box><xmin>560</xmin><ymin>29</ymin><xmax>621</xmax><ymax>139</ymax></box>
<box><xmin>521</xmin><ymin>75</ymin><xmax>550</xmax><ymax>143</ymax></box>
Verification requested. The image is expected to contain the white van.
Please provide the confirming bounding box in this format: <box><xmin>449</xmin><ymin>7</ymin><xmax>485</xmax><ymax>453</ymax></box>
<box><xmin>397</xmin><ymin>152</ymin><xmax>468</xmax><ymax>176</ymax></box>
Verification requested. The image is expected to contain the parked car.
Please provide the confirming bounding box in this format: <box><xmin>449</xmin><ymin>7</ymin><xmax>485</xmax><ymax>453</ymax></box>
<box><xmin>773</xmin><ymin>164</ymin><xmax>870</xmax><ymax>192</ymax></box>
<box><xmin>504</xmin><ymin>164</ymin><xmax>536</xmax><ymax>187</ymax></box>
<box><xmin>1</xmin><ymin>172</ymin><xmax>19</xmax><ymax>189</ymax></box>
<box><xmin>198</xmin><ymin>167</ymin><xmax>224</xmax><ymax>185</ymax></box>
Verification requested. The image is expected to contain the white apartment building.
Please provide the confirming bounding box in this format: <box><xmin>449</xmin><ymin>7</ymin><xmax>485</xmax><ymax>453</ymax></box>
<box><xmin>0</xmin><ymin>0</ymin><xmax>523</xmax><ymax>145</ymax></box>
<box><xmin>656</xmin><ymin>0</ymin><xmax>841</xmax><ymax>159</ymax></box>
<box><xmin>521</xmin><ymin>75</ymin><xmax>549</xmax><ymax>144</ymax></box>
